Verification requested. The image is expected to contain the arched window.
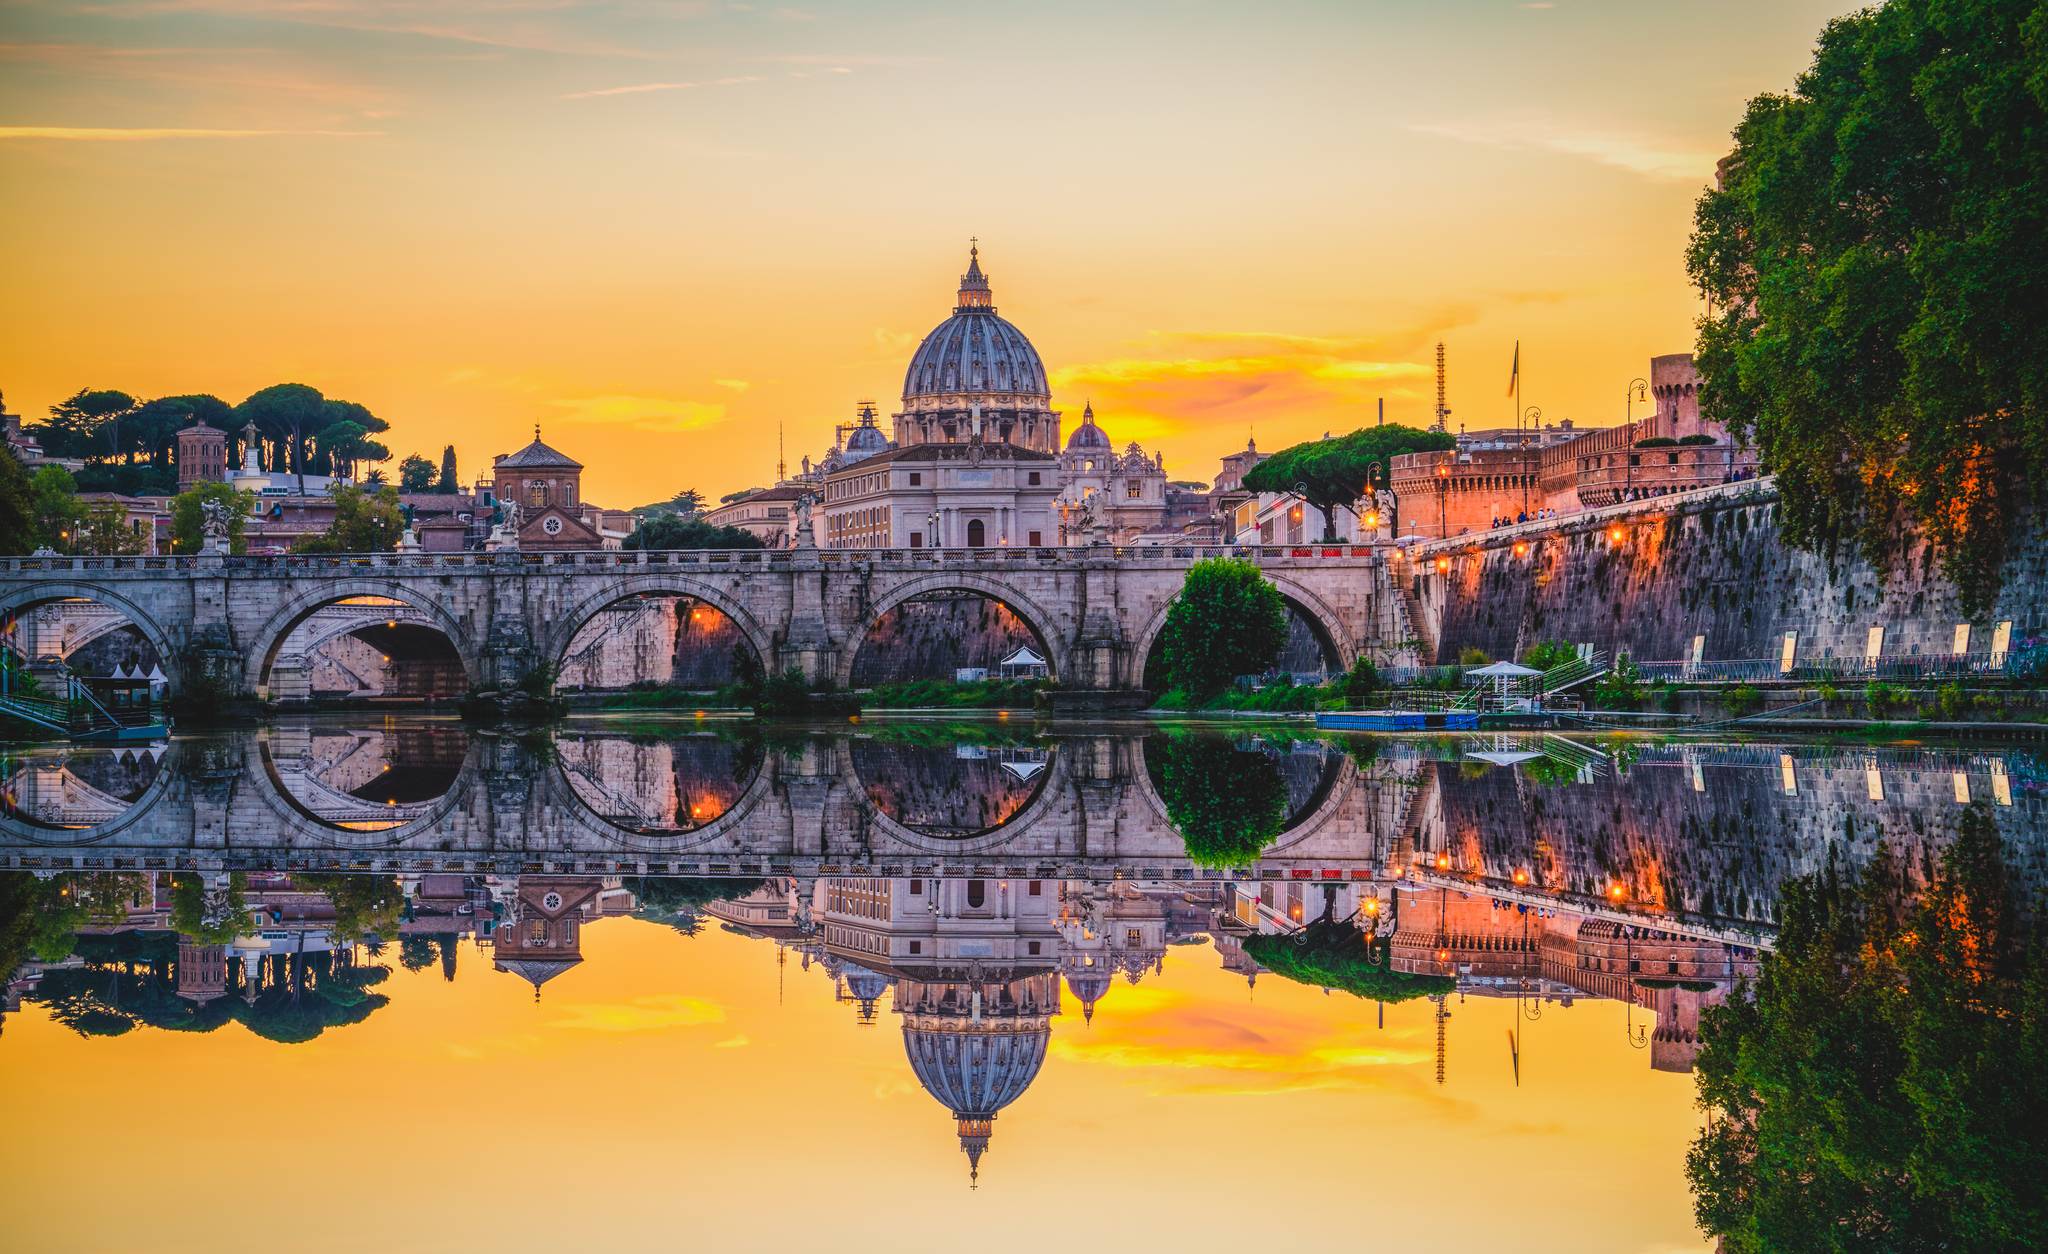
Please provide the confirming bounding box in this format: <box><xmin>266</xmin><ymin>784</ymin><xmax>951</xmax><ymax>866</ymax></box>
<box><xmin>966</xmin><ymin>518</ymin><xmax>986</xmax><ymax>547</ymax></box>
<box><xmin>966</xmin><ymin>880</ymin><xmax>986</xmax><ymax>908</ymax></box>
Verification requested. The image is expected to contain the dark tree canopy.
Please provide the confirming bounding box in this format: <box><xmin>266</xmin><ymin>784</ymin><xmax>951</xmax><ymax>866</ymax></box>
<box><xmin>635</xmin><ymin>488</ymin><xmax>705</xmax><ymax>518</ymax></box>
<box><xmin>1687</xmin><ymin>0</ymin><xmax>2048</xmax><ymax>614</ymax></box>
<box><xmin>1243</xmin><ymin>923</ymin><xmax>1455</xmax><ymax>1003</ymax></box>
<box><xmin>436</xmin><ymin>445</ymin><xmax>459</xmax><ymax>493</ymax></box>
<box><xmin>1157</xmin><ymin>556</ymin><xmax>1288</xmax><ymax>700</ymax></box>
<box><xmin>168</xmin><ymin>482</ymin><xmax>254</xmax><ymax>555</ymax></box>
<box><xmin>1242</xmin><ymin>425</ymin><xmax>1453</xmax><ymax>540</ymax></box>
<box><xmin>397</xmin><ymin>454</ymin><xmax>438</xmax><ymax>492</ymax></box>
<box><xmin>0</xmin><ymin>449</ymin><xmax>36</xmax><ymax>555</ymax></box>
<box><xmin>623</xmin><ymin>512</ymin><xmax>763</xmax><ymax>551</ymax></box>
<box><xmin>1146</xmin><ymin>733</ymin><xmax>1290</xmax><ymax>868</ymax></box>
<box><xmin>1687</xmin><ymin>811</ymin><xmax>2047</xmax><ymax>1251</ymax></box>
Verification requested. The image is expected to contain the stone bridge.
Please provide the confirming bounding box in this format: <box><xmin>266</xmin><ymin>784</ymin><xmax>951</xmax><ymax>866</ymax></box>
<box><xmin>0</xmin><ymin>543</ymin><xmax>1411</xmax><ymax>700</ymax></box>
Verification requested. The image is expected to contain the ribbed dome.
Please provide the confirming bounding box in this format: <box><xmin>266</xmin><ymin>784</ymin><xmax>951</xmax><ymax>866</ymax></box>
<box><xmin>845</xmin><ymin>422</ymin><xmax>891</xmax><ymax>458</ymax></box>
<box><xmin>901</xmin><ymin>248</ymin><xmax>1049</xmax><ymax>403</ymax></box>
<box><xmin>1065</xmin><ymin>403</ymin><xmax>1110</xmax><ymax>450</ymax></box>
<box><xmin>903</xmin><ymin>1023</ymin><xmax>1050</xmax><ymax>1118</ymax></box>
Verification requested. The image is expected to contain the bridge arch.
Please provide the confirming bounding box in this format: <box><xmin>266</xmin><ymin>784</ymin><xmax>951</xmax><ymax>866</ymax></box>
<box><xmin>839</xmin><ymin>735</ymin><xmax>1070</xmax><ymax>856</ymax></box>
<box><xmin>1131</xmin><ymin>732</ymin><xmax>1353</xmax><ymax>864</ymax></box>
<box><xmin>839</xmin><ymin>571</ymin><xmax>1068</xmax><ymax>690</ymax></box>
<box><xmin>1124</xmin><ymin>570</ymin><xmax>1354</xmax><ymax>689</ymax></box>
<box><xmin>545</xmin><ymin>740</ymin><xmax>780</xmax><ymax>852</ymax></box>
<box><xmin>245</xmin><ymin>580</ymin><xmax>483</xmax><ymax>699</ymax></box>
<box><xmin>543</xmin><ymin>575</ymin><xmax>777</xmax><ymax>683</ymax></box>
<box><xmin>251</xmin><ymin>731</ymin><xmax>480</xmax><ymax>847</ymax></box>
<box><xmin>0</xmin><ymin>581</ymin><xmax>181</xmax><ymax>690</ymax></box>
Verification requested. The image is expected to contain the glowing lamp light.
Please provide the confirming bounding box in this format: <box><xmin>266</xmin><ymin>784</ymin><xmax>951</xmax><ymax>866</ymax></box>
<box><xmin>1608</xmin><ymin>526</ymin><xmax>1625</xmax><ymax>544</ymax></box>
<box><xmin>1435</xmin><ymin>852</ymin><xmax>1451</xmax><ymax>871</ymax></box>
<box><xmin>1363</xmin><ymin>898</ymin><xmax>1380</xmax><ymax>917</ymax></box>
<box><xmin>1436</xmin><ymin>947</ymin><xmax>1451</xmax><ymax>963</ymax></box>
<box><xmin>1513</xmin><ymin>869</ymin><xmax>1529</xmax><ymax>885</ymax></box>
<box><xmin>1364</xmin><ymin>510</ymin><xmax>1379</xmax><ymax>528</ymax></box>
<box><xmin>1434</xmin><ymin>556</ymin><xmax>1450</xmax><ymax>574</ymax></box>
<box><xmin>1513</xmin><ymin>541</ymin><xmax>1529</xmax><ymax>557</ymax></box>
<box><xmin>386</xmin><ymin>619</ymin><xmax>397</xmax><ymax>629</ymax></box>
<box><xmin>1609</xmin><ymin>882</ymin><xmax>1626</xmax><ymax>901</ymax></box>
<box><xmin>694</xmin><ymin>709</ymin><xmax>707</xmax><ymax>719</ymax></box>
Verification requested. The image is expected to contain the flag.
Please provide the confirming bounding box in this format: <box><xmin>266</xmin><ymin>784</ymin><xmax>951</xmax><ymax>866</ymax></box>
<box><xmin>1507</xmin><ymin>340</ymin><xmax>1520</xmax><ymax>397</ymax></box>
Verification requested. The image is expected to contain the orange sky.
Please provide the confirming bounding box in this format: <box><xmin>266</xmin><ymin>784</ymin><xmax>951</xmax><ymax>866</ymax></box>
<box><xmin>0</xmin><ymin>918</ymin><xmax>1710</xmax><ymax>1253</ymax></box>
<box><xmin>0</xmin><ymin>1</ymin><xmax>1860</xmax><ymax>507</ymax></box>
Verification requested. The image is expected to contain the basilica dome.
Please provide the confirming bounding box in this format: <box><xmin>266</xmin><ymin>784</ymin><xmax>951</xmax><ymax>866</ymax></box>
<box><xmin>1065</xmin><ymin>402</ymin><xmax>1111</xmax><ymax>451</ymax></box>
<box><xmin>902</xmin><ymin>248</ymin><xmax>1050</xmax><ymax>404</ymax></box>
<box><xmin>844</xmin><ymin>421</ymin><xmax>891</xmax><ymax>460</ymax></box>
<box><xmin>903</xmin><ymin>1022</ymin><xmax>1050</xmax><ymax>1118</ymax></box>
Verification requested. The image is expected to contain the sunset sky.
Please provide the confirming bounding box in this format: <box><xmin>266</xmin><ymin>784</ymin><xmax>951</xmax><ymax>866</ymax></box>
<box><xmin>0</xmin><ymin>0</ymin><xmax>1858</xmax><ymax>507</ymax></box>
<box><xmin>0</xmin><ymin>919</ymin><xmax>1710</xmax><ymax>1253</ymax></box>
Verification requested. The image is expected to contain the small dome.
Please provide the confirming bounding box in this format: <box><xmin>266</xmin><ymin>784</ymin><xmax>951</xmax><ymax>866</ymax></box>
<box><xmin>845</xmin><ymin>423</ymin><xmax>891</xmax><ymax>458</ymax></box>
<box><xmin>1065</xmin><ymin>403</ymin><xmax>1110</xmax><ymax>451</ymax></box>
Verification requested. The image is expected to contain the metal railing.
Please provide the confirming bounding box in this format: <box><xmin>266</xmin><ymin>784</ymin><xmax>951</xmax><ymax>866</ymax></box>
<box><xmin>1632</xmin><ymin>651</ymin><xmax>2020</xmax><ymax>684</ymax></box>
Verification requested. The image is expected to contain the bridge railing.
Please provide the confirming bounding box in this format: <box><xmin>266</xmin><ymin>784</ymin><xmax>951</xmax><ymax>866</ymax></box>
<box><xmin>0</xmin><ymin>542</ymin><xmax>1395</xmax><ymax>577</ymax></box>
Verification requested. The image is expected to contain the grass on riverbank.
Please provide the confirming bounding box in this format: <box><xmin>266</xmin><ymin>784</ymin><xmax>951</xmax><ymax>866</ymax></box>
<box><xmin>861</xmin><ymin>678</ymin><xmax>1048</xmax><ymax>708</ymax></box>
<box><xmin>1152</xmin><ymin>678</ymin><xmax>1349</xmax><ymax>713</ymax></box>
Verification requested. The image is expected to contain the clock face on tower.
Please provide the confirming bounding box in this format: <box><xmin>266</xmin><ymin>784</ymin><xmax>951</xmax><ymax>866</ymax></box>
<box><xmin>541</xmin><ymin>516</ymin><xmax>564</xmax><ymax>536</ymax></box>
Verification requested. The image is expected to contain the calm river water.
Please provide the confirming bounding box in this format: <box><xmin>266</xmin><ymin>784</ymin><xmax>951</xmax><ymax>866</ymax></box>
<box><xmin>1</xmin><ymin>718</ymin><xmax>2040</xmax><ymax>1253</ymax></box>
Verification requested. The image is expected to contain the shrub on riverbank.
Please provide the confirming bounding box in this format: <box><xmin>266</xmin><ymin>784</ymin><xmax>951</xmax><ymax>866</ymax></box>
<box><xmin>862</xmin><ymin>678</ymin><xmax>1046</xmax><ymax>708</ymax></box>
<box><xmin>1242</xmin><ymin>922</ymin><xmax>1455</xmax><ymax>1004</ymax></box>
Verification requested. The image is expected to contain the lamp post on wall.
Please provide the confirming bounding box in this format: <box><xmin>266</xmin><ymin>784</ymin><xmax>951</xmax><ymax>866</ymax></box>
<box><xmin>1624</xmin><ymin>378</ymin><xmax>1648</xmax><ymax>502</ymax></box>
<box><xmin>1622</xmin><ymin>925</ymin><xmax>1649</xmax><ymax>1049</ymax></box>
<box><xmin>1363</xmin><ymin>460</ymin><xmax>1398</xmax><ymax>541</ymax></box>
<box><xmin>1520</xmin><ymin>406</ymin><xmax>1542</xmax><ymax>516</ymax></box>
<box><xmin>1434</xmin><ymin>457</ymin><xmax>1451</xmax><ymax>541</ymax></box>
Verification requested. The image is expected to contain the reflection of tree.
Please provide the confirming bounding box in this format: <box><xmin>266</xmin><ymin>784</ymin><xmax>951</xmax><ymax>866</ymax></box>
<box><xmin>1148</xmin><ymin>734</ymin><xmax>1288</xmax><ymax>868</ymax></box>
<box><xmin>1688</xmin><ymin>811</ymin><xmax>2046</xmax><ymax>1251</ymax></box>
<box><xmin>169</xmin><ymin>872</ymin><xmax>248</xmax><ymax>944</ymax></box>
<box><xmin>626</xmin><ymin>876</ymin><xmax>769</xmax><ymax>937</ymax></box>
<box><xmin>235</xmin><ymin>954</ymin><xmax>390</xmax><ymax>1044</ymax></box>
<box><xmin>1243</xmin><ymin>922</ymin><xmax>1454</xmax><ymax>1004</ymax></box>
<box><xmin>295</xmin><ymin>874</ymin><xmax>405</xmax><ymax>944</ymax></box>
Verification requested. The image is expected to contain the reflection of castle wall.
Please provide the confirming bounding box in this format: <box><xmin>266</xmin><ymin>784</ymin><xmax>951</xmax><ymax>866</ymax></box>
<box><xmin>553</xmin><ymin>734</ymin><xmax>753</xmax><ymax>830</ymax></box>
<box><xmin>851</xmin><ymin>740</ymin><xmax>1046</xmax><ymax>836</ymax></box>
<box><xmin>1424</xmin><ymin>754</ymin><xmax>2043</xmax><ymax>933</ymax></box>
<box><xmin>849</xmin><ymin>597</ymin><xmax>1041</xmax><ymax>685</ymax></box>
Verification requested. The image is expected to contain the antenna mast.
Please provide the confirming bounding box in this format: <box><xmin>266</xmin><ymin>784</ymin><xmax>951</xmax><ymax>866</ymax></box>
<box><xmin>1432</xmin><ymin>341</ymin><xmax>1450</xmax><ymax>434</ymax></box>
<box><xmin>777</xmin><ymin>422</ymin><xmax>786</xmax><ymax>483</ymax></box>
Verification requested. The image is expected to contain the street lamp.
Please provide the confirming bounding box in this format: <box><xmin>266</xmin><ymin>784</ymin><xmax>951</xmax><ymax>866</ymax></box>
<box><xmin>1624</xmin><ymin>378</ymin><xmax>1648</xmax><ymax>501</ymax></box>
<box><xmin>1622</xmin><ymin>925</ymin><xmax>1649</xmax><ymax>1048</ymax></box>
<box><xmin>1520</xmin><ymin>406</ymin><xmax>1542</xmax><ymax>513</ymax></box>
<box><xmin>1362</xmin><ymin>459</ymin><xmax>1399</xmax><ymax>540</ymax></box>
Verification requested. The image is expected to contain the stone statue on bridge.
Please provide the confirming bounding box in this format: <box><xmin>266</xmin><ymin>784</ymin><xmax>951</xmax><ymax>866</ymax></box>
<box><xmin>199</xmin><ymin>498</ymin><xmax>233</xmax><ymax>555</ymax></box>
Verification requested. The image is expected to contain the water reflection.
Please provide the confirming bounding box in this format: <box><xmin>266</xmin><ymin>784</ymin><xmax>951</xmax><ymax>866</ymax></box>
<box><xmin>0</xmin><ymin>720</ymin><xmax>2043</xmax><ymax>1251</ymax></box>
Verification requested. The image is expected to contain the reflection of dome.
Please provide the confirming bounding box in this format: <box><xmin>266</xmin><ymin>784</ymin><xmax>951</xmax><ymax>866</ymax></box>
<box><xmin>495</xmin><ymin>957</ymin><xmax>578</xmax><ymax>995</ymax></box>
<box><xmin>842</xmin><ymin>963</ymin><xmax>894</xmax><ymax>1024</ymax></box>
<box><xmin>904</xmin><ymin>1020</ymin><xmax>1051</xmax><ymax>1183</ymax></box>
<box><xmin>902</xmin><ymin>249</ymin><xmax>1049</xmax><ymax>402</ymax></box>
<box><xmin>1064</xmin><ymin>969</ymin><xmax>1113</xmax><ymax>1023</ymax></box>
<box><xmin>1065</xmin><ymin>402</ymin><xmax>1110</xmax><ymax>450</ymax></box>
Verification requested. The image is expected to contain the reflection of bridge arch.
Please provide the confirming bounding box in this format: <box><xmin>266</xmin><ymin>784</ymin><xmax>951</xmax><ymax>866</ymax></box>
<box><xmin>1125</xmin><ymin>573</ymin><xmax>1353</xmax><ymax>688</ymax></box>
<box><xmin>842</xmin><ymin>573</ymin><xmax>1066</xmax><ymax>690</ymax></box>
<box><xmin>246</xmin><ymin>581</ymin><xmax>482</xmax><ymax>698</ymax></box>
<box><xmin>247</xmin><ymin>734</ymin><xmax>481</xmax><ymax>847</ymax></box>
<box><xmin>0</xmin><ymin>582</ymin><xmax>180</xmax><ymax>690</ymax></box>
<box><xmin>0</xmin><ymin>744</ymin><xmax>181</xmax><ymax>847</ymax></box>
<box><xmin>545</xmin><ymin>741</ymin><xmax>780</xmax><ymax>853</ymax></box>
<box><xmin>841</xmin><ymin>736</ymin><xmax>1069</xmax><ymax>855</ymax></box>
<box><xmin>543</xmin><ymin>575</ymin><xmax>776</xmax><ymax>681</ymax></box>
<box><xmin>1131</xmin><ymin>736</ymin><xmax>1354</xmax><ymax>859</ymax></box>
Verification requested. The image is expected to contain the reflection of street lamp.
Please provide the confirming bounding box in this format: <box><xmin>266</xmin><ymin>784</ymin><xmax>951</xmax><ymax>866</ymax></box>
<box><xmin>1622</xmin><ymin>925</ymin><xmax>1649</xmax><ymax>1048</ymax></box>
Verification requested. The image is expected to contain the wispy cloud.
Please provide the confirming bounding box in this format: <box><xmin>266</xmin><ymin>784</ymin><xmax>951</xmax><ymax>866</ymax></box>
<box><xmin>547</xmin><ymin>993</ymin><xmax>726</xmax><ymax>1033</ymax></box>
<box><xmin>1410</xmin><ymin>117</ymin><xmax>1715</xmax><ymax>182</ymax></box>
<box><xmin>712</xmin><ymin>378</ymin><xmax>750</xmax><ymax>392</ymax></box>
<box><xmin>562</xmin><ymin>73</ymin><xmax>762</xmax><ymax>100</ymax></box>
<box><xmin>0</xmin><ymin>125</ymin><xmax>381</xmax><ymax>140</ymax></box>
<box><xmin>549</xmin><ymin>392</ymin><xmax>729</xmax><ymax>432</ymax></box>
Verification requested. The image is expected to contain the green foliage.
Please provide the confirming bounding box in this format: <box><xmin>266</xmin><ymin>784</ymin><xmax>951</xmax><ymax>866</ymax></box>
<box><xmin>397</xmin><ymin>454</ymin><xmax>437</xmax><ymax>492</ymax></box>
<box><xmin>1723</xmin><ymin>684</ymin><xmax>1764</xmax><ymax>717</ymax></box>
<box><xmin>623</xmin><ymin>513</ymin><xmax>764</xmax><ymax>551</ymax></box>
<box><xmin>29</xmin><ymin>466</ymin><xmax>84</xmax><ymax>550</ymax></box>
<box><xmin>1342</xmin><ymin>655</ymin><xmax>1380</xmax><ymax>702</ymax></box>
<box><xmin>751</xmin><ymin>667</ymin><xmax>857</xmax><ymax>717</ymax></box>
<box><xmin>1243</xmin><ymin>923</ymin><xmax>1455</xmax><ymax>1003</ymax></box>
<box><xmin>1519</xmin><ymin>639</ymin><xmax>1577</xmax><ymax>672</ymax></box>
<box><xmin>1591</xmin><ymin>656</ymin><xmax>1645</xmax><ymax>710</ymax></box>
<box><xmin>1634</xmin><ymin>435</ymin><xmax>1678</xmax><ymax>448</ymax></box>
<box><xmin>1241</xmin><ymin>424</ymin><xmax>1453</xmax><ymax>540</ymax></box>
<box><xmin>1158</xmin><ymin>557</ymin><xmax>1289</xmax><ymax>701</ymax></box>
<box><xmin>76</xmin><ymin>500</ymin><xmax>145</xmax><ymax>555</ymax></box>
<box><xmin>169</xmin><ymin>482</ymin><xmax>255</xmax><ymax>555</ymax></box>
<box><xmin>0</xmin><ymin>445</ymin><xmax>37</xmax><ymax>555</ymax></box>
<box><xmin>1154</xmin><ymin>677</ymin><xmax>1344</xmax><ymax>713</ymax></box>
<box><xmin>1455</xmin><ymin>646</ymin><xmax>1490</xmax><ymax>667</ymax></box>
<box><xmin>1147</xmin><ymin>733</ymin><xmax>1289</xmax><ymax>867</ymax></box>
<box><xmin>168</xmin><ymin>872</ymin><xmax>250</xmax><ymax>944</ymax></box>
<box><xmin>436</xmin><ymin>445</ymin><xmax>459</xmax><ymax>493</ymax></box>
<box><xmin>864</xmin><ymin>678</ymin><xmax>1045</xmax><ymax>708</ymax></box>
<box><xmin>290</xmin><ymin>484</ymin><xmax>406</xmax><ymax>554</ymax></box>
<box><xmin>635</xmin><ymin>489</ymin><xmax>706</xmax><ymax>518</ymax></box>
<box><xmin>1685</xmin><ymin>0</ymin><xmax>2048</xmax><ymax>615</ymax></box>
<box><xmin>1519</xmin><ymin>755</ymin><xmax>1584</xmax><ymax>788</ymax></box>
<box><xmin>1865</xmin><ymin>680</ymin><xmax>1913</xmax><ymax>719</ymax></box>
<box><xmin>294</xmin><ymin>873</ymin><xmax>406</xmax><ymax>943</ymax></box>
<box><xmin>626</xmin><ymin>876</ymin><xmax>770</xmax><ymax>936</ymax></box>
<box><xmin>1677</xmin><ymin>433</ymin><xmax>1716</xmax><ymax>446</ymax></box>
<box><xmin>1687</xmin><ymin>814</ymin><xmax>2048</xmax><ymax>1250</ymax></box>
